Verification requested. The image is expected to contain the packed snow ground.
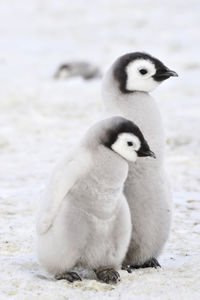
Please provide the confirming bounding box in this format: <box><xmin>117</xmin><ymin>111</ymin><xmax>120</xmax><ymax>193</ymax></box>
<box><xmin>0</xmin><ymin>0</ymin><xmax>200</xmax><ymax>299</ymax></box>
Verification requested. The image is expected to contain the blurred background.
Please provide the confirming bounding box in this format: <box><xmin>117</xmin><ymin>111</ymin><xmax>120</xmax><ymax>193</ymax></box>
<box><xmin>0</xmin><ymin>0</ymin><xmax>199</xmax><ymax>298</ymax></box>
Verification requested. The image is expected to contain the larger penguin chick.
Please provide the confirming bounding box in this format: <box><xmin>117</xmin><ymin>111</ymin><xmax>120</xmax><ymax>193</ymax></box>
<box><xmin>102</xmin><ymin>52</ymin><xmax>177</xmax><ymax>270</ymax></box>
<box><xmin>36</xmin><ymin>116</ymin><xmax>155</xmax><ymax>284</ymax></box>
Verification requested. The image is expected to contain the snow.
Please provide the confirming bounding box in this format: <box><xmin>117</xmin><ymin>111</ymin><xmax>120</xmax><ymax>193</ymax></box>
<box><xmin>0</xmin><ymin>0</ymin><xmax>200</xmax><ymax>299</ymax></box>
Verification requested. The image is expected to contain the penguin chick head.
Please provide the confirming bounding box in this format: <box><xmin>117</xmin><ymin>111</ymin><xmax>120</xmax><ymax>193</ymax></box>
<box><xmin>113</xmin><ymin>52</ymin><xmax>178</xmax><ymax>93</ymax></box>
<box><xmin>102</xmin><ymin>116</ymin><xmax>156</xmax><ymax>162</ymax></box>
<box><xmin>55</xmin><ymin>64</ymin><xmax>71</xmax><ymax>78</ymax></box>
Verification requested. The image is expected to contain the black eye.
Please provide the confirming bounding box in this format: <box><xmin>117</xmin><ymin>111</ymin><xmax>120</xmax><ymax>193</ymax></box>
<box><xmin>139</xmin><ymin>69</ymin><xmax>148</xmax><ymax>75</ymax></box>
<box><xmin>127</xmin><ymin>141</ymin><xmax>133</xmax><ymax>146</ymax></box>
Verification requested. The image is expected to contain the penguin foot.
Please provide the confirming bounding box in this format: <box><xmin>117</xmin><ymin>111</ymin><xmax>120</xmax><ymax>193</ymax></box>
<box><xmin>129</xmin><ymin>257</ymin><xmax>161</xmax><ymax>270</ymax></box>
<box><xmin>94</xmin><ymin>268</ymin><xmax>120</xmax><ymax>284</ymax></box>
<box><xmin>55</xmin><ymin>272</ymin><xmax>82</xmax><ymax>282</ymax></box>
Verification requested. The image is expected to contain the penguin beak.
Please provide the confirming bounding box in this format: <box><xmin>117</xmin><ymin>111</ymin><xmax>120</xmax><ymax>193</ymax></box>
<box><xmin>137</xmin><ymin>149</ymin><xmax>156</xmax><ymax>159</ymax></box>
<box><xmin>163</xmin><ymin>69</ymin><xmax>178</xmax><ymax>77</ymax></box>
<box><xmin>154</xmin><ymin>69</ymin><xmax>178</xmax><ymax>81</ymax></box>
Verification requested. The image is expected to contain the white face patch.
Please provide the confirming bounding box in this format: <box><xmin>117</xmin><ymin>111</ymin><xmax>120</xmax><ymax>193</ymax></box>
<box><xmin>111</xmin><ymin>133</ymin><xmax>141</xmax><ymax>162</ymax></box>
<box><xmin>125</xmin><ymin>59</ymin><xmax>160</xmax><ymax>92</ymax></box>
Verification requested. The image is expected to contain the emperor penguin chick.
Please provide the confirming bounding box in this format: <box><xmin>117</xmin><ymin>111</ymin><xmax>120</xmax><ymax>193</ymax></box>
<box><xmin>36</xmin><ymin>116</ymin><xmax>155</xmax><ymax>284</ymax></box>
<box><xmin>102</xmin><ymin>52</ymin><xmax>178</xmax><ymax>270</ymax></box>
<box><xmin>54</xmin><ymin>61</ymin><xmax>101</xmax><ymax>80</ymax></box>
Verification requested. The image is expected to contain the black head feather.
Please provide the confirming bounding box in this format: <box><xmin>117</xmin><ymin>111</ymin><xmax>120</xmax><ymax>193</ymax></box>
<box><xmin>102</xmin><ymin>117</ymin><xmax>150</xmax><ymax>154</ymax></box>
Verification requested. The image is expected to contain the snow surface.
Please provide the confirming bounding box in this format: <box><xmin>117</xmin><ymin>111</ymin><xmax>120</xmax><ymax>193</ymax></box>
<box><xmin>0</xmin><ymin>0</ymin><xmax>200</xmax><ymax>299</ymax></box>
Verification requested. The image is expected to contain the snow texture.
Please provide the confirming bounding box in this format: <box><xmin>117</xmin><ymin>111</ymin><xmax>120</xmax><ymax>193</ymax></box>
<box><xmin>0</xmin><ymin>0</ymin><xmax>200</xmax><ymax>299</ymax></box>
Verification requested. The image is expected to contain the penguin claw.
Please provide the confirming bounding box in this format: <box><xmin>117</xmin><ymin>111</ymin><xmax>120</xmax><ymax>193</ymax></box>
<box><xmin>95</xmin><ymin>268</ymin><xmax>120</xmax><ymax>284</ymax></box>
<box><xmin>122</xmin><ymin>264</ymin><xmax>133</xmax><ymax>273</ymax></box>
<box><xmin>110</xmin><ymin>270</ymin><xmax>119</xmax><ymax>283</ymax></box>
<box><xmin>55</xmin><ymin>271</ymin><xmax>82</xmax><ymax>282</ymax></box>
<box><xmin>145</xmin><ymin>257</ymin><xmax>161</xmax><ymax>268</ymax></box>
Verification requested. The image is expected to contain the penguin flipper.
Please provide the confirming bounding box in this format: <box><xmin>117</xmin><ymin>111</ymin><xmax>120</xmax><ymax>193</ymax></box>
<box><xmin>37</xmin><ymin>150</ymin><xmax>91</xmax><ymax>235</ymax></box>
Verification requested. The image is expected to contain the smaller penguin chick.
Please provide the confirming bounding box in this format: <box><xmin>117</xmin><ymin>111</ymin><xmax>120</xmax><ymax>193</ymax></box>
<box><xmin>36</xmin><ymin>116</ymin><xmax>155</xmax><ymax>284</ymax></box>
<box><xmin>54</xmin><ymin>61</ymin><xmax>101</xmax><ymax>80</ymax></box>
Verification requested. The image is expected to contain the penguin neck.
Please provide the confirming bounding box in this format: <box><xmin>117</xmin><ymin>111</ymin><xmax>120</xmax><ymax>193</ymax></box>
<box><xmin>102</xmin><ymin>71</ymin><xmax>165</xmax><ymax>161</ymax></box>
<box><xmin>91</xmin><ymin>145</ymin><xmax>129</xmax><ymax>186</ymax></box>
<box><xmin>102</xmin><ymin>78</ymin><xmax>162</xmax><ymax>134</ymax></box>
<box><xmin>102</xmin><ymin>70</ymin><xmax>153</xmax><ymax>115</ymax></box>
